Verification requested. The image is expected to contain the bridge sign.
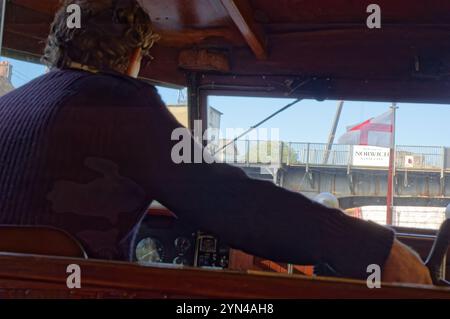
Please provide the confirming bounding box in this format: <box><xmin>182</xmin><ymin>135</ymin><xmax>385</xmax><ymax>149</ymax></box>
<box><xmin>352</xmin><ymin>146</ymin><xmax>390</xmax><ymax>167</ymax></box>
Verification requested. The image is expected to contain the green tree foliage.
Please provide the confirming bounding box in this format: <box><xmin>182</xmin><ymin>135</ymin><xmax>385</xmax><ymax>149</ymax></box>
<box><xmin>246</xmin><ymin>141</ymin><xmax>298</xmax><ymax>164</ymax></box>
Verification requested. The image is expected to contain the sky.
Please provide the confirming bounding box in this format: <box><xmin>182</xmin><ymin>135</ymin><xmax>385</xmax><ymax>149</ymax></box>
<box><xmin>209</xmin><ymin>96</ymin><xmax>449</xmax><ymax>147</ymax></box>
<box><xmin>3</xmin><ymin>57</ymin><xmax>450</xmax><ymax>147</ymax></box>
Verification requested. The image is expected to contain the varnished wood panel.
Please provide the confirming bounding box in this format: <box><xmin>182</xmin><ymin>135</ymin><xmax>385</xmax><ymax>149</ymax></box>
<box><xmin>250</xmin><ymin>0</ymin><xmax>450</xmax><ymax>25</ymax></box>
<box><xmin>0</xmin><ymin>226</ymin><xmax>87</xmax><ymax>258</ymax></box>
<box><xmin>3</xmin><ymin>1</ymin><xmax>450</xmax><ymax>101</ymax></box>
<box><xmin>0</xmin><ymin>253</ymin><xmax>450</xmax><ymax>298</ymax></box>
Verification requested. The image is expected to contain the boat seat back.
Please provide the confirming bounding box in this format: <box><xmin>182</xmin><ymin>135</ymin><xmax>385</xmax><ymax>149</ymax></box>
<box><xmin>0</xmin><ymin>226</ymin><xmax>87</xmax><ymax>258</ymax></box>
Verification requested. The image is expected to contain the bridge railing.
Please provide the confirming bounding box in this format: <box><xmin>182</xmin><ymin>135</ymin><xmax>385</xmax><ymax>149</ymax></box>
<box><xmin>285</xmin><ymin>143</ymin><xmax>350</xmax><ymax>166</ymax></box>
<box><xmin>217</xmin><ymin>140</ymin><xmax>449</xmax><ymax>171</ymax></box>
<box><xmin>395</xmin><ymin>145</ymin><xmax>444</xmax><ymax>170</ymax></box>
<box><xmin>219</xmin><ymin>140</ymin><xmax>284</xmax><ymax>165</ymax></box>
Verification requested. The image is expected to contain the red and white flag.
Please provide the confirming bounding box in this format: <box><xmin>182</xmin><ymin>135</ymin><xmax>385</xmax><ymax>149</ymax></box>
<box><xmin>338</xmin><ymin>110</ymin><xmax>393</xmax><ymax>148</ymax></box>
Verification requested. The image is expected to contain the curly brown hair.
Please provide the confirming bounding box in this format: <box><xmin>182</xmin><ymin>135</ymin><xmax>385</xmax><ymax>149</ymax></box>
<box><xmin>42</xmin><ymin>0</ymin><xmax>160</xmax><ymax>72</ymax></box>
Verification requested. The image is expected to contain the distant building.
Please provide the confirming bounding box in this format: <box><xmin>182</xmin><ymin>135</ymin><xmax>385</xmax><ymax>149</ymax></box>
<box><xmin>206</xmin><ymin>106</ymin><xmax>223</xmax><ymax>154</ymax></box>
<box><xmin>167</xmin><ymin>104</ymin><xmax>224</xmax><ymax>156</ymax></box>
<box><xmin>167</xmin><ymin>104</ymin><xmax>189</xmax><ymax>128</ymax></box>
<box><xmin>0</xmin><ymin>61</ymin><xmax>14</xmax><ymax>96</ymax></box>
<box><xmin>167</xmin><ymin>104</ymin><xmax>222</xmax><ymax>126</ymax></box>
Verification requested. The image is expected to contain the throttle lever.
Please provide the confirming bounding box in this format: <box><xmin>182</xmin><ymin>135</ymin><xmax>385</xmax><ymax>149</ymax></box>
<box><xmin>425</xmin><ymin>219</ymin><xmax>450</xmax><ymax>286</ymax></box>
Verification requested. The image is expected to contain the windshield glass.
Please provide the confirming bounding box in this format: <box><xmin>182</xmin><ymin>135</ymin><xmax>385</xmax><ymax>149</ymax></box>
<box><xmin>207</xmin><ymin>95</ymin><xmax>450</xmax><ymax>230</ymax></box>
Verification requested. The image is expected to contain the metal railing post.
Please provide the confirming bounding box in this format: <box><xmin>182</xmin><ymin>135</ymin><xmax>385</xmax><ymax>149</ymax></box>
<box><xmin>279</xmin><ymin>142</ymin><xmax>284</xmax><ymax>165</ymax></box>
<box><xmin>441</xmin><ymin>147</ymin><xmax>446</xmax><ymax>196</ymax></box>
<box><xmin>223</xmin><ymin>143</ymin><xmax>227</xmax><ymax>163</ymax></box>
<box><xmin>306</xmin><ymin>143</ymin><xmax>310</xmax><ymax>172</ymax></box>
<box><xmin>245</xmin><ymin>139</ymin><xmax>250</xmax><ymax>165</ymax></box>
<box><xmin>256</xmin><ymin>140</ymin><xmax>260</xmax><ymax>164</ymax></box>
<box><xmin>347</xmin><ymin>145</ymin><xmax>353</xmax><ymax>174</ymax></box>
<box><xmin>287</xmin><ymin>142</ymin><xmax>292</xmax><ymax>166</ymax></box>
<box><xmin>441</xmin><ymin>147</ymin><xmax>446</xmax><ymax>178</ymax></box>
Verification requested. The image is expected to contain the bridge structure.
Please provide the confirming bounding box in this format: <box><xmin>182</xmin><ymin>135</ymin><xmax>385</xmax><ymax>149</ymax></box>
<box><xmin>217</xmin><ymin>141</ymin><xmax>450</xmax><ymax>211</ymax></box>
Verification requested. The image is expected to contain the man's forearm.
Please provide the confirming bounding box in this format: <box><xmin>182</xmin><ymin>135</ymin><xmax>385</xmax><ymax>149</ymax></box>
<box><xmin>155</xmin><ymin>161</ymin><xmax>395</xmax><ymax>279</ymax></box>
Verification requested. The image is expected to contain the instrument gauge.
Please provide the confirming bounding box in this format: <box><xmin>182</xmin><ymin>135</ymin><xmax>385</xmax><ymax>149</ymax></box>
<box><xmin>173</xmin><ymin>256</ymin><xmax>189</xmax><ymax>265</ymax></box>
<box><xmin>174</xmin><ymin>237</ymin><xmax>191</xmax><ymax>254</ymax></box>
<box><xmin>135</xmin><ymin>237</ymin><xmax>165</xmax><ymax>264</ymax></box>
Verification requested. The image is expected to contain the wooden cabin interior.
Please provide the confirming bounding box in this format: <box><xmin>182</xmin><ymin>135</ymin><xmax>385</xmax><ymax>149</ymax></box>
<box><xmin>1</xmin><ymin>0</ymin><xmax>450</xmax><ymax>298</ymax></box>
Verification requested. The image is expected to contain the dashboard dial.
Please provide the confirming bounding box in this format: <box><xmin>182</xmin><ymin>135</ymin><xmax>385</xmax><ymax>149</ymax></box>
<box><xmin>135</xmin><ymin>237</ymin><xmax>165</xmax><ymax>263</ymax></box>
<box><xmin>174</xmin><ymin>237</ymin><xmax>191</xmax><ymax>254</ymax></box>
<box><xmin>173</xmin><ymin>256</ymin><xmax>189</xmax><ymax>265</ymax></box>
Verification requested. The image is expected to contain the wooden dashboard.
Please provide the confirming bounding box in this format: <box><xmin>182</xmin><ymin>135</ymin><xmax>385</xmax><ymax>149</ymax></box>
<box><xmin>0</xmin><ymin>207</ymin><xmax>448</xmax><ymax>298</ymax></box>
<box><xmin>0</xmin><ymin>253</ymin><xmax>449</xmax><ymax>299</ymax></box>
<box><xmin>0</xmin><ymin>216</ymin><xmax>448</xmax><ymax>298</ymax></box>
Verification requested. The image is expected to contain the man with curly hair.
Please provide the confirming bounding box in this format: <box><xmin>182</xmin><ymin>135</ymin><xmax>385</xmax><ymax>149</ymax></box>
<box><xmin>0</xmin><ymin>0</ymin><xmax>432</xmax><ymax>284</ymax></box>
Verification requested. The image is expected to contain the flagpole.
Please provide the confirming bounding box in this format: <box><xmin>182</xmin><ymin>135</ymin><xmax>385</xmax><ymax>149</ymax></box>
<box><xmin>323</xmin><ymin>101</ymin><xmax>344</xmax><ymax>164</ymax></box>
<box><xmin>386</xmin><ymin>104</ymin><xmax>398</xmax><ymax>225</ymax></box>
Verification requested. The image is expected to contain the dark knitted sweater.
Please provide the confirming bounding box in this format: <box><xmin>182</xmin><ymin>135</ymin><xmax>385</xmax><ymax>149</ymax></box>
<box><xmin>0</xmin><ymin>68</ymin><xmax>394</xmax><ymax>279</ymax></box>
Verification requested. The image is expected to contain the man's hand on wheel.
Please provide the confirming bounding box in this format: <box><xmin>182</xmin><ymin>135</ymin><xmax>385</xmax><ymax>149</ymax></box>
<box><xmin>382</xmin><ymin>239</ymin><xmax>433</xmax><ymax>285</ymax></box>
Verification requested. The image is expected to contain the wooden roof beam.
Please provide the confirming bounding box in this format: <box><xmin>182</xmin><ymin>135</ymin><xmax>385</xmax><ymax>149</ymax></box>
<box><xmin>219</xmin><ymin>0</ymin><xmax>268</xmax><ymax>60</ymax></box>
